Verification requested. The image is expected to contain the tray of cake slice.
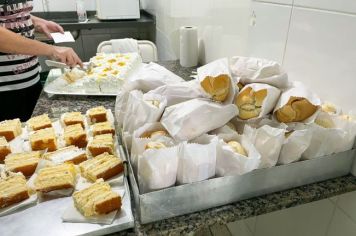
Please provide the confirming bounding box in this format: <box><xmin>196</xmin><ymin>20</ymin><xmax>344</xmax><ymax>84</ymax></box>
<box><xmin>0</xmin><ymin>106</ymin><xmax>134</xmax><ymax>236</ymax></box>
<box><xmin>44</xmin><ymin>52</ymin><xmax>143</xmax><ymax>96</ymax></box>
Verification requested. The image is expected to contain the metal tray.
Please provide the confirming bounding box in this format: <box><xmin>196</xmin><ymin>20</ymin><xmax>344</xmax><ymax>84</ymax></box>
<box><xmin>124</xmin><ymin>140</ymin><xmax>356</xmax><ymax>224</ymax></box>
<box><xmin>43</xmin><ymin>69</ymin><xmax>117</xmax><ymax>96</ymax></box>
<box><xmin>0</xmin><ymin>145</ymin><xmax>134</xmax><ymax>236</ymax></box>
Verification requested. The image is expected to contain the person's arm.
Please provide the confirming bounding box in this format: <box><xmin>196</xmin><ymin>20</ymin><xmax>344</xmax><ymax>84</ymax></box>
<box><xmin>31</xmin><ymin>15</ymin><xmax>64</xmax><ymax>39</ymax></box>
<box><xmin>0</xmin><ymin>27</ymin><xmax>82</xmax><ymax>67</ymax></box>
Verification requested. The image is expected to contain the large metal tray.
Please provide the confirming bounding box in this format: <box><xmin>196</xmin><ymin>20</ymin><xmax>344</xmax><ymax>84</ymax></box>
<box><xmin>124</xmin><ymin>140</ymin><xmax>356</xmax><ymax>224</ymax></box>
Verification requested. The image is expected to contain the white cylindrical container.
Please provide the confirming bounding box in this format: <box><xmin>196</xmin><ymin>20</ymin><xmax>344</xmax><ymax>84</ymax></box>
<box><xmin>76</xmin><ymin>0</ymin><xmax>87</xmax><ymax>23</ymax></box>
<box><xmin>180</xmin><ymin>26</ymin><xmax>199</xmax><ymax>68</ymax></box>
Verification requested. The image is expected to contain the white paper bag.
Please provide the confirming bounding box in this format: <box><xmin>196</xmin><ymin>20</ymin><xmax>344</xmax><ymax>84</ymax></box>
<box><xmin>138</xmin><ymin>145</ymin><xmax>179</xmax><ymax>193</ymax></box>
<box><xmin>244</xmin><ymin>124</ymin><xmax>285</xmax><ymax>168</ymax></box>
<box><xmin>230</xmin><ymin>56</ymin><xmax>289</xmax><ymax>88</ymax></box>
<box><xmin>131</xmin><ymin>123</ymin><xmax>175</xmax><ymax>171</ymax></box>
<box><xmin>197</xmin><ymin>58</ymin><xmax>236</xmax><ymax>104</ymax></box>
<box><xmin>210</xmin><ymin>123</ymin><xmax>238</xmax><ymax>136</ymax></box>
<box><xmin>273</xmin><ymin>81</ymin><xmax>321</xmax><ymax>124</ymax></box>
<box><xmin>161</xmin><ymin>98</ymin><xmax>238</xmax><ymax>141</ymax></box>
<box><xmin>115</xmin><ymin>63</ymin><xmax>184</xmax><ymax>126</ymax></box>
<box><xmin>236</xmin><ymin>83</ymin><xmax>281</xmax><ymax>121</ymax></box>
<box><xmin>216</xmin><ymin>133</ymin><xmax>261</xmax><ymax>176</ymax></box>
<box><xmin>146</xmin><ymin>80</ymin><xmax>206</xmax><ymax>106</ymax></box>
<box><xmin>278</xmin><ymin>127</ymin><xmax>312</xmax><ymax>165</ymax></box>
<box><xmin>177</xmin><ymin>136</ymin><xmax>218</xmax><ymax>184</ymax></box>
<box><xmin>122</xmin><ymin>90</ymin><xmax>167</xmax><ymax>134</ymax></box>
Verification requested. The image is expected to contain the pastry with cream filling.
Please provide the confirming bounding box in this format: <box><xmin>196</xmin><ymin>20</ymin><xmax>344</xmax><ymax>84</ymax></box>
<box><xmin>29</xmin><ymin>128</ymin><xmax>57</xmax><ymax>151</ymax></box>
<box><xmin>62</xmin><ymin>112</ymin><xmax>85</xmax><ymax>128</ymax></box>
<box><xmin>87</xmin><ymin>106</ymin><xmax>108</xmax><ymax>123</ymax></box>
<box><xmin>27</xmin><ymin>114</ymin><xmax>52</xmax><ymax>131</ymax></box>
<box><xmin>73</xmin><ymin>179</ymin><xmax>121</xmax><ymax>217</ymax></box>
<box><xmin>79</xmin><ymin>152</ymin><xmax>123</xmax><ymax>182</ymax></box>
<box><xmin>0</xmin><ymin>137</ymin><xmax>11</xmax><ymax>163</ymax></box>
<box><xmin>87</xmin><ymin>134</ymin><xmax>114</xmax><ymax>157</ymax></box>
<box><xmin>5</xmin><ymin>151</ymin><xmax>41</xmax><ymax>176</ymax></box>
<box><xmin>91</xmin><ymin>122</ymin><xmax>115</xmax><ymax>136</ymax></box>
<box><xmin>34</xmin><ymin>163</ymin><xmax>76</xmax><ymax>193</ymax></box>
<box><xmin>0</xmin><ymin>171</ymin><xmax>30</xmax><ymax>208</ymax></box>
<box><xmin>0</xmin><ymin>119</ymin><xmax>22</xmax><ymax>141</ymax></box>
<box><xmin>64</xmin><ymin>124</ymin><xmax>87</xmax><ymax>148</ymax></box>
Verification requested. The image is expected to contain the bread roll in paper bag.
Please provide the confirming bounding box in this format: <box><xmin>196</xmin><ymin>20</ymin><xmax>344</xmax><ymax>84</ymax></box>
<box><xmin>115</xmin><ymin>62</ymin><xmax>184</xmax><ymax>126</ymax></box>
<box><xmin>216</xmin><ymin>133</ymin><xmax>261</xmax><ymax>176</ymax></box>
<box><xmin>302</xmin><ymin>112</ymin><xmax>356</xmax><ymax>159</ymax></box>
<box><xmin>278</xmin><ymin>126</ymin><xmax>312</xmax><ymax>165</ymax></box>
<box><xmin>161</xmin><ymin>98</ymin><xmax>238</xmax><ymax>141</ymax></box>
<box><xmin>230</xmin><ymin>56</ymin><xmax>289</xmax><ymax>88</ymax></box>
<box><xmin>122</xmin><ymin>90</ymin><xmax>167</xmax><ymax>147</ymax></box>
<box><xmin>235</xmin><ymin>83</ymin><xmax>281</xmax><ymax>120</ymax></box>
<box><xmin>146</xmin><ymin>80</ymin><xmax>207</xmax><ymax>106</ymax></box>
<box><xmin>197</xmin><ymin>58</ymin><xmax>236</xmax><ymax>104</ymax></box>
<box><xmin>244</xmin><ymin>124</ymin><xmax>285</xmax><ymax>168</ymax></box>
<box><xmin>131</xmin><ymin>123</ymin><xmax>175</xmax><ymax>171</ymax></box>
<box><xmin>177</xmin><ymin>135</ymin><xmax>218</xmax><ymax>184</ymax></box>
<box><xmin>274</xmin><ymin>81</ymin><xmax>321</xmax><ymax>124</ymax></box>
<box><xmin>138</xmin><ymin>145</ymin><xmax>179</xmax><ymax>193</ymax></box>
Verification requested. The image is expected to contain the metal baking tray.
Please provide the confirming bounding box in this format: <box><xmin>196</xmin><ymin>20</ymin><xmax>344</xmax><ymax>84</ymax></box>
<box><xmin>43</xmin><ymin>69</ymin><xmax>117</xmax><ymax>96</ymax></box>
<box><xmin>0</xmin><ymin>145</ymin><xmax>134</xmax><ymax>236</ymax></box>
<box><xmin>123</xmin><ymin>137</ymin><xmax>356</xmax><ymax>224</ymax></box>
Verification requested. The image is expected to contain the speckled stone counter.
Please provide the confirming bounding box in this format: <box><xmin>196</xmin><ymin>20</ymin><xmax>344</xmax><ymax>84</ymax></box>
<box><xmin>32</xmin><ymin>61</ymin><xmax>356</xmax><ymax>236</ymax></box>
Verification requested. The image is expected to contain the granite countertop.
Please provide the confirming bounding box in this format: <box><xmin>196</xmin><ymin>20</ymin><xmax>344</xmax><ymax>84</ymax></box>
<box><xmin>32</xmin><ymin>10</ymin><xmax>155</xmax><ymax>31</ymax></box>
<box><xmin>32</xmin><ymin>61</ymin><xmax>356</xmax><ymax>235</ymax></box>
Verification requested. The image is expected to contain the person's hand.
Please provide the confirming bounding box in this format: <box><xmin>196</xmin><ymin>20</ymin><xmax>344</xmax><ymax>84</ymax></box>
<box><xmin>51</xmin><ymin>46</ymin><xmax>83</xmax><ymax>68</ymax></box>
<box><xmin>34</xmin><ymin>19</ymin><xmax>64</xmax><ymax>39</ymax></box>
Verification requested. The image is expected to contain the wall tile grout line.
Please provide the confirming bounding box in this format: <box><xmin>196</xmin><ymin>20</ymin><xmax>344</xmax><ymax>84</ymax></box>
<box><xmin>324</xmin><ymin>200</ymin><xmax>337</xmax><ymax>236</ymax></box>
<box><xmin>281</xmin><ymin>0</ymin><xmax>294</xmax><ymax>66</ymax></box>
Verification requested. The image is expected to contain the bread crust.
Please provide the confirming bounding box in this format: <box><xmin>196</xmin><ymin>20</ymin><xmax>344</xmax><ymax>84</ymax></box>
<box><xmin>70</xmin><ymin>153</ymin><xmax>87</xmax><ymax>165</ymax></box>
<box><xmin>95</xmin><ymin>196</ymin><xmax>121</xmax><ymax>215</ymax></box>
<box><xmin>31</xmin><ymin>139</ymin><xmax>57</xmax><ymax>152</ymax></box>
<box><xmin>88</xmin><ymin>146</ymin><xmax>113</xmax><ymax>157</ymax></box>
<box><xmin>32</xmin><ymin>124</ymin><xmax>52</xmax><ymax>131</ymax></box>
<box><xmin>35</xmin><ymin>183</ymin><xmax>74</xmax><ymax>193</ymax></box>
<box><xmin>93</xmin><ymin>128</ymin><xmax>115</xmax><ymax>136</ymax></box>
<box><xmin>0</xmin><ymin>190</ymin><xmax>29</xmax><ymax>208</ymax></box>
<box><xmin>66</xmin><ymin>133</ymin><xmax>88</xmax><ymax>148</ymax></box>
<box><xmin>64</xmin><ymin>120</ymin><xmax>85</xmax><ymax>128</ymax></box>
<box><xmin>0</xmin><ymin>131</ymin><xmax>15</xmax><ymax>142</ymax></box>
<box><xmin>11</xmin><ymin>163</ymin><xmax>38</xmax><ymax>177</ymax></box>
<box><xmin>0</xmin><ymin>148</ymin><xmax>11</xmax><ymax>163</ymax></box>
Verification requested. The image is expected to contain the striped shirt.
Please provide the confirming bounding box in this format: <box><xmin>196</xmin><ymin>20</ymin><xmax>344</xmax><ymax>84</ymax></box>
<box><xmin>0</xmin><ymin>0</ymin><xmax>40</xmax><ymax>92</ymax></box>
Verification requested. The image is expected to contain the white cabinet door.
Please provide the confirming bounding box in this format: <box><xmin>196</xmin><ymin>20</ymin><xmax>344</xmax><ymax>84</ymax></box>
<box><xmin>283</xmin><ymin>7</ymin><xmax>356</xmax><ymax>111</ymax></box>
<box><xmin>294</xmin><ymin>0</ymin><xmax>356</xmax><ymax>15</ymax></box>
<box><xmin>247</xmin><ymin>2</ymin><xmax>292</xmax><ymax>64</ymax></box>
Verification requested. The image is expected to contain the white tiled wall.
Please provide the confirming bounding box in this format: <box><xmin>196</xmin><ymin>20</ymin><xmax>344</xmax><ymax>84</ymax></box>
<box><xmin>32</xmin><ymin>0</ymin><xmax>96</xmax><ymax>12</ymax></box>
<box><xmin>141</xmin><ymin>0</ymin><xmax>251</xmax><ymax>63</ymax></box>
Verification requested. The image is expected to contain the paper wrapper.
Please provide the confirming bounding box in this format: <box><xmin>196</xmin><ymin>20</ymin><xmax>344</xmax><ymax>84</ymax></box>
<box><xmin>9</xmin><ymin>136</ymin><xmax>25</xmax><ymax>153</ymax></box>
<box><xmin>61</xmin><ymin>188</ymin><xmax>125</xmax><ymax>225</ymax></box>
<box><xmin>273</xmin><ymin>81</ymin><xmax>321</xmax><ymax>124</ymax></box>
<box><xmin>244</xmin><ymin>124</ymin><xmax>285</xmax><ymax>169</ymax></box>
<box><xmin>210</xmin><ymin>123</ymin><xmax>238</xmax><ymax>136</ymax></box>
<box><xmin>131</xmin><ymin>123</ymin><xmax>175</xmax><ymax>171</ymax></box>
<box><xmin>27</xmin><ymin>160</ymin><xmax>77</xmax><ymax>200</ymax></box>
<box><xmin>138</xmin><ymin>145</ymin><xmax>179</xmax><ymax>193</ymax></box>
<box><xmin>302</xmin><ymin>113</ymin><xmax>356</xmax><ymax>159</ymax></box>
<box><xmin>197</xmin><ymin>58</ymin><xmax>236</xmax><ymax>104</ymax></box>
<box><xmin>122</xmin><ymin>90</ymin><xmax>167</xmax><ymax>134</ymax></box>
<box><xmin>177</xmin><ymin>135</ymin><xmax>218</xmax><ymax>184</ymax></box>
<box><xmin>216</xmin><ymin>133</ymin><xmax>261</xmax><ymax>176</ymax></box>
<box><xmin>115</xmin><ymin>63</ymin><xmax>184</xmax><ymax>127</ymax></box>
<box><xmin>161</xmin><ymin>98</ymin><xmax>238</xmax><ymax>142</ymax></box>
<box><xmin>278</xmin><ymin>127</ymin><xmax>312</xmax><ymax>165</ymax></box>
<box><xmin>146</xmin><ymin>80</ymin><xmax>207</xmax><ymax>106</ymax></box>
<box><xmin>230</xmin><ymin>56</ymin><xmax>289</xmax><ymax>88</ymax></box>
<box><xmin>236</xmin><ymin>83</ymin><xmax>281</xmax><ymax>121</ymax></box>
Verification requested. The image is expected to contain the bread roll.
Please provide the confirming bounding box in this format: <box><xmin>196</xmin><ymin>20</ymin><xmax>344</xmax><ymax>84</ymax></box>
<box><xmin>275</xmin><ymin>97</ymin><xmax>318</xmax><ymax>123</ymax></box>
<box><xmin>145</xmin><ymin>142</ymin><xmax>166</xmax><ymax>150</ymax></box>
<box><xmin>145</xmin><ymin>100</ymin><xmax>160</xmax><ymax>108</ymax></box>
<box><xmin>235</xmin><ymin>87</ymin><xmax>267</xmax><ymax>120</ymax></box>
<box><xmin>315</xmin><ymin>117</ymin><xmax>335</xmax><ymax>128</ymax></box>
<box><xmin>227</xmin><ymin>141</ymin><xmax>247</xmax><ymax>156</ymax></box>
<box><xmin>321</xmin><ymin>103</ymin><xmax>337</xmax><ymax>114</ymax></box>
<box><xmin>200</xmin><ymin>74</ymin><xmax>230</xmax><ymax>102</ymax></box>
<box><xmin>140</xmin><ymin>130</ymin><xmax>168</xmax><ymax>139</ymax></box>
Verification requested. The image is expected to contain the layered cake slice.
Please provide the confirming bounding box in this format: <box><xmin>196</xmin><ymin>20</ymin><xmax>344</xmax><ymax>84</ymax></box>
<box><xmin>29</xmin><ymin>128</ymin><xmax>57</xmax><ymax>151</ymax></box>
<box><xmin>5</xmin><ymin>151</ymin><xmax>41</xmax><ymax>176</ymax></box>
<box><xmin>79</xmin><ymin>153</ymin><xmax>123</xmax><ymax>182</ymax></box>
<box><xmin>0</xmin><ymin>136</ymin><xmax>11</xmax><ymax>163</ymax></box>
<box><xmin>61</xmin><ymin>112</ymin><xmax>85</xmax><ymax>128</ymax></box>
<box><xmin>0</xmin><ymin>119</ymin><xmax>22</xmax><ymax>141</ymax></box>
<box><xmin>64</xmin><ymin>124</ymin><xmax>87</xmax><ymax>148</ymax></box>
<box><xmin>87</xmin><ymin>134</ymin><xmax>114</xmax><ymax>157</ymax></box>
<box><xmin>43</xmin><ymin>146</ymin><xmax>87</xmax><ymax>165</ymax></box>
<box><xmin>73</xmin><ymin>179</ymin><xmax>121</xmax><ymax>217</ymax></box>
<box><xmin>91</xmin><ymin>122</ymin><xmax>115</xmax><ymax>136</ymax></box>
<box><xmin>87</xmin><ymin>106</ymin><xmax>108</xmax><ymax>123</ymax></box>
<box><xmin>27</xmin><ymin>114</ymin><xmax>52</xmax><ymax>131</ymax></box>
<box><xmin>0</xmin><ymin>171</ymin><xmax>30</xmax><ymax>208</ymax></box>
<box><xmin>34</xmin><ymin>163</ymin><xmax>76</xmax><ymax>193</ymax></box>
